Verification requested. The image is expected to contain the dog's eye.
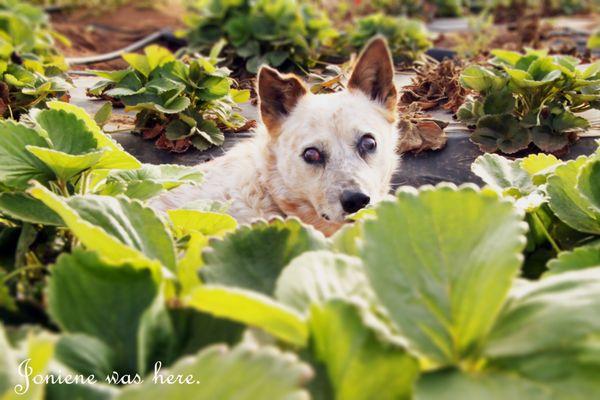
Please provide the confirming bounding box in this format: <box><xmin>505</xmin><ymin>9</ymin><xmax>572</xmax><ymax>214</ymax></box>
<box><xmin>358</xmin><ymin>134</ymin><xmax>377</xmax><ymax>155</ymax></box>
<box><xmin>302</xmin><ymin>147</ymin><xmax>323</xmax><ymax>164</ymax></box>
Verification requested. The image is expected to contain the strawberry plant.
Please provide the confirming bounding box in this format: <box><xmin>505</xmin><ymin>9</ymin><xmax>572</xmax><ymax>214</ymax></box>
<box><xmin>0</xmin><ymin>0</ymin><xmax>71</xmax><ymax>118</ymax></box>
<box><xmin>472</xmin><ymin>142</ymin><xmax>600</xmax><ymax>277</ymax></box>
<box><xmin>87</xmin><ymin>45</ymin><xmax>251</xmax><ymax>153</ymax></box>
<box><xmin>348</xmin><ymin>14</ymin><xmax>432</xmax><ymax>64</ymax></box>
<box><xmin>457</xmin><ymin>49</ymin><xmax>600</xmax><ymax>154</ymax></box>
<box><xmin>183</xmin><ymin>0</ymin><xmax>338</xmax><ymax>74</ymax></box>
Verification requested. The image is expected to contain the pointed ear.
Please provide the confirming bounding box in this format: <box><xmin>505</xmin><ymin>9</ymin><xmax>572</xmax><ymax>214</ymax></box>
<box><xmin>257</xmin><ymin>66</ymin><xmax>307</xmax><ymax>135</ymax></box>
<box><xmin>348</xmin><ymin>37</ymin><xmax>397</xmax><ymax>114</ymax></box>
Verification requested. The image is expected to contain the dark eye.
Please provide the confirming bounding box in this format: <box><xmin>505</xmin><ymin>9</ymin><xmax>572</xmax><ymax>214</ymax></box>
<box><xmin>358</xmin><ymin>134</ymin><xmax>377</xmax><ymax>155</ymax></box>
<box><xmin>302</xmin><ymin>147</ymin><xmax>323</xmax><ymax>164</ymax></box>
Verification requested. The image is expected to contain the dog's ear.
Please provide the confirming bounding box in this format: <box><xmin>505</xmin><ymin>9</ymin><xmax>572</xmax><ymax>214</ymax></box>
<box><xmin>258</xmin><ymin>66</ymin><xmax>307</xmax><ymax>135</ymax></box>
<box><xmin>348</xmin><ymin>37</ymin><xmax>397</xmax><ymax>114</ymax></box>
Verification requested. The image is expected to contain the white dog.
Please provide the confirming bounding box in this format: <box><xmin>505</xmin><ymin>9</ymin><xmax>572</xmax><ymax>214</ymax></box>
<box><xmin>151</xmin><ymin>37</ymin><xmax>399</xmax><ymax>236</ymax></box>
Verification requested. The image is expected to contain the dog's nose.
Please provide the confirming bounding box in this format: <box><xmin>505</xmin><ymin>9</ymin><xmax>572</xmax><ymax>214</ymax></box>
<box><xmin>340</xmin><ymin>191</ymin><xmax>370</xmax><ymax>214</ymax></box>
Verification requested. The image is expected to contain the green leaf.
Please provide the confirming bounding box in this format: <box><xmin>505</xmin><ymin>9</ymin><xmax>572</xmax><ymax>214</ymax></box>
<box><xmin>309</xmin><ymin>300</ymin><xmax>419</xmax><ymax>400</ymax></box>
<box><xmin>471</xmin><ymin>153</ymin><xmax>534</xmax><ymax>194</ymax></box>
<box><xmin>361</xmin><ymin>185</ymin><xmax>527</xmax><ymax>365</ymax></box>
<box><xmin>490</xmin><ymin>49</ymin><xmax>523</xmax><ymax>66</ymax></box>
<box><xmin>577</xmin><ymin>156</ymin><xmax>600</xmax><ymax>213</ymax></box>
<box><xmin>546</xmin><ymin>243</ymin><xmax>600</xmax><ymax>276</ymax></box>
<box><xmin>168</xmin><ymin>209</ymin><xmax>237</xmax><ymax>238</ymax></box>
<box><xmin>0</xmin><ymin>192</ymin><xmax>62</xmax><ymax>225</ymax></box>
<box><xmin>93</xmin><ymin>102</ymin><xmax>113</xmax><ymax>127</ymax></box>
<box><xmin>48</xmin><ymin>250</ymin><xmax>158</xmax><ymax>374</ymax></box>
<box><xmin>416</xmin><ymin>369</ymin><xmax>548</xmax><ymax>400</ymax></box>
<box><xmin>26</xmin><ymin>147</ymin><xmax>105</xmax><ymax>182</ymax></box>
<box><xmin>274</xmin><ymin>251</ymin><xmax>371</xmax><ymax>314</ymax></box>
<box><xmin>471</xmin><ymin>114</ymin><xmax>532</xmax><ymax>154</ymax></box>
<box><xmin>202</xmin><ymin>218</ymin><xmax>327</xmax><ymax>295</ymax></box>
<box><xmin>122</xmin><ymin>53</ymin><xmax>151</xmax><ymax>77</ymax></box>
<box><xmin>0</xmin><ymin>120</ymin><xmax>53</xmax><ymax>190</ymax></box>
<box><xmin>459</xmin><ymin>65</ymin><xmax>505</xmax><ymax>92</ymax></box>
<box><xmin>143</xmin><ymin>45</ymin><xmax>175</xmax><ymax>71</ymax></box>
<box><xmin>107</xmin><ymin>164</ymin><xmax>203</xmax><ymax>190</ymax></box>
<box><xmin>531</xmin><ymin>125</ymin><xmax>570</xmax><ymax>153</ymax></box>
<box><xmin>547</xmin><ymin>157</ymin><xmax>600</xmax><ymax>234</ymax></box>
<box><xmin>482</xmin><ymin>88</ymin><xmax>515</xmax><ymax>114</ymax></box>
<box><xmin>117</xmin><ymin>344</ymin><xmax>311</xmax><ymax>400</ymax></box>
<box><xmin>46</xmin><ymin>102</ymin><xmax>141</xmax><ymax>170</ymax></box>
<box><xmin>54</xmin><ymin>333</ymin><xmax>116</xmax><ymax>379</ymax></box>
<box><xmin>187</xmin><ymin>285</ymin><xmax>308</xmax><ymax>346</ymax></box>
<box><xmin>29</xmin><ymin>184</ymin><xmax>175</xmax><ymax>272</ymax></box>
<box><xmin>32</xmin><ymin>109</ymin><xmax>97</xmax><ymax>154</ymax></box>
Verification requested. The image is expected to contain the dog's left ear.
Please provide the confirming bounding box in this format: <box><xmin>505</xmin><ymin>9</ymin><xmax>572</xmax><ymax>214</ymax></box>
<box><xmin>258</xmin><ymin>66</ymin><xmax>307</xmax><ymax>135</ymax></box>
<box><xmin>348</xmin><ymin>37</ymin><xmax>397</xmax><ymax>114</ymax></box>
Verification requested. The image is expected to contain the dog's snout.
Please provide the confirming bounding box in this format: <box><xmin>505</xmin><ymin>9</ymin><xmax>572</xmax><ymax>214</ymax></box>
<box><xmin>340</xmin><ymin>190</ymin><xmax>370</xmax><ymax>214</ymax></box>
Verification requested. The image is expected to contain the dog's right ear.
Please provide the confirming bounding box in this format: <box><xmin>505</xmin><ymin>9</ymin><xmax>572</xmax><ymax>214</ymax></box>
<box><xmin>258</xmin><ymin>66</ymin><xmax>307</xmax><ymax>135</ymax></box>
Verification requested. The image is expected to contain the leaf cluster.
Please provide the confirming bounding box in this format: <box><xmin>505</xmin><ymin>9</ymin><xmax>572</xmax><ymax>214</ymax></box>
<box><xmin>0</xmin><ymin>0</ymin><xmax>71</xmax><ymax>118</ymax></box>
<box><xmin>458</xmin><ymin>49</ymin><xmax>600</xmax><ymax>153</ymax></box>
<box><xmin>184</xmin><ymin>0</ymin><xmax>339</xmax><ymax>74</ymax></box>
<box><xmin>88</xmin><ymin>45</ymin><xmax>250</xmax><ymax>152</ymax></box>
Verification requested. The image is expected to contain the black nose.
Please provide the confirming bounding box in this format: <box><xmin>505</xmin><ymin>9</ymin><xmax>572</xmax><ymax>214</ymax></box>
<box><xmin>340</xmin><ymin>191</ymin><xmax>370</xmax><ymax>214</ymax></box>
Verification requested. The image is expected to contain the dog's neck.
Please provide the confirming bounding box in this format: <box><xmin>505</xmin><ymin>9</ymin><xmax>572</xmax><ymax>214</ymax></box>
<box><xmin>260</xmin><ymin>144</ymin><xmax>342</xmax><ymax>236</ymax></box>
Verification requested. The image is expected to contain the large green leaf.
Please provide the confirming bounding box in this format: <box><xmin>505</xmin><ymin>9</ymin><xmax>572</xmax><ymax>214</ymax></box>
<box><xmin>32</xmin><ymin>108</ymin><xmax>98</xmax><ymax>155</ymax></box>
<box><xmin>546</xmin><ymin>243</ymin><xmax>600</xmax><ymax>275</ymax></box>
<box><xmin>547</xmin><ymin>156</ymin><xmax>600</xmax><ymax>234</ymax></box>
<box><xmin>0</xmin><ymin>120</ymin><xmax>53</xmax><ymax>190</ymax></box>
<box><xmin>471</xmin><ymin>114</ymin><xmax>531</xmax><ymax>154</ymax></box>
<box><xmin>486</xmin><ymin>267</ymin><xmax>600</xmax><ymax>358</ymax></box>
<box><xmin>484</xmin><ymin>268</ymin><xmax>600</xmax><ymax>399</ymax></box>
<box><xmin>416</xmin><ymin>369</ymin><xmax>548</xmax><ymax>400</ymax></box>
<box><xmin>274</xmin><ymin>251</ymin><xmax>372</xmax><ymax>314</ymax></box>
<box><xmin>186</xmin><ymin>285</ymin><xmax>308</xmax><ymax>346</ymax></box>
<box><xmin>26</xmin><ymin>147</ymin><xmax>105</xmax><ymax>182</ymax></box>
<box><xmin>117</xmin><ymin>344</ymin><xmax>312</xmax><ymax>400</ymax></box>
<box><xmin>471</xmin><ymin>153</ymin><xmax>534</xmax><ymax>193</ymax></box>
<box><xmin>202</xmin><ymin>218</ymin><xmax>327</xmax><ymax>295</ymax></box>
<box><xmin>29</xmin><ymin>184</ymin><xmax>176</xmax><ymax>272</ymax></box>
<box><xmin>577</xmin><ymin>156</ymin><xmax>600</xmax><ymax>212</ymax></box>
<box><xmin>361</xmin><ymin>185</ymin><xmax>527</xmax><ymax>365</ymax></box>
<box><xmin>0</xmin><ymin>193</ymin><xmax>62</xmax><ymax>225</ymax></box>
<box><xmin>48</xmin><ymin>250</ymin><xmax>158</xmax><ymax>374</ymax></box>
<box><xmin>46</xmin><ymin>101</ymin><xmax>141</xmax><ymax>170</ymax></box>
<box><xmin>309</xmin><ymin>300</ymin><xmax>419</xmax><ymax>400</ymax></box>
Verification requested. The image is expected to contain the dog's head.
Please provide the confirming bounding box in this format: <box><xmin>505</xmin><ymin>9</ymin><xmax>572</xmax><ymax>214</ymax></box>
<box><xmin>258</xmin><ymin>37</ymin><xmax>398</xmax><ymax>235</ymax></box>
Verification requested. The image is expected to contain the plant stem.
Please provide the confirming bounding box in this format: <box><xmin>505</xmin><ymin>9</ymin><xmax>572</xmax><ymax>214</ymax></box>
<box><xmin>532</xmin><ymin>211</ymin><xmax>561</xmax><ymax>254</ymax></box>
<box><xmin>1</xmin><ymin>263</ymin><xmax>45</xmax><ymax>284</ymax></box>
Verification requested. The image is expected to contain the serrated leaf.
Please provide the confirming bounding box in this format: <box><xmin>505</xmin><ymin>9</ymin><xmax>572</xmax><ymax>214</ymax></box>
<box><xmin>0</xmin><ymin>120</ymin><xmax>53</xmax><ymax>190</ymax></box>
<box><xmin>167</xmin><ymin>209</ymin><xmax>237</xmax><ymax>238</ymax></box>
<box><xmin>27</xmin><ymin>147</ymin><xmax>105</xmax><ymax>182</ymax></box>
<box><xmin>93</xmin><ymin>102</ymin><xmax>113</xmax><ymax>127</ymax></box>
<box><xmin>471</xmin><ymin>153</ymin><xmax>534</xmax><ymax>193</ymax></box>
<box><xmin>309</xmin><ymin>300</ymin><xmax>419</xmax><ymax>400</ymax></box>
<box><xmin>46</xmin><ymin>102</ymin><xmax>141</xmax><ymax>170</ymax></box>
<box><xmin>117</xmin><ymin>344</ymin><xmax>311</xmax><ymax>400</ymax></box>
<box><xmin>48</xmin><ymin>250</ymin><xmax>158</xmax><ymax>374</ymax></box>
<box><xmin>546</xmin><ymin>244</ymin><xmax>600</xmax><ymax>276</ymax></box>
<box><xmin>547</xmin><ymin>157</ymin><xmax>600</xmax><ymax>234</ymax></box>
<box><xmin>274</xmin><ymin>251</ymin><xmax>371</xmax><ymax>314</ymax></box>
<box><xmin>29</xmin><ymin>183</ymin><xmax>174</xmax><ymax>273</ymax></box>
<box><xmin>0</xmin><ymin>192</ymin><xmax>62</xmax><ymax>225</ymax></box>
<box><xmin>33</xmin><ymin>108</ymin><xmax>98</xmax><ymax>154</ymax></box>
<box><xmin>471</xmin><ymin>114</ymin><xmax>531</xmax><ymax>154</ymax></box>
<box><xmin>201</xmin><ymin>218</ymin><xmax>327</xmax><ymax>295</ymax></box>
<box><xmin>361</xmin><ymin>185</ymin><xmax>527</xmax><ymax>365</ymax></box>
<box><xmin>187</xmin><ymin>285</ymin><xmax>308</xmax><ymax>346</ymax></box>
<box><xmin>577</xmin><ymin>156</ymin><xmax>600</xmax><ymax>213</ymax></box>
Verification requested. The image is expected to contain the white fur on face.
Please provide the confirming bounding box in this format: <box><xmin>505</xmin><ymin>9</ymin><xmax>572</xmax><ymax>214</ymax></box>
<box><xmin>270</xmin><ymin>89</ymin><xmax>399</xmax><ymax>223</ymax></box>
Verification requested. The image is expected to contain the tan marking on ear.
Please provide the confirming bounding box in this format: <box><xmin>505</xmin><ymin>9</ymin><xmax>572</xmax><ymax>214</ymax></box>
<box><xmin>257</xmin><ymin>66</ymin><xmax>307</xmax><ymax>136</ymax></box>
<box><xmin>348</xmin><ymin>36</ymin><xmax>397</xmax><ymax>117</ymax></box>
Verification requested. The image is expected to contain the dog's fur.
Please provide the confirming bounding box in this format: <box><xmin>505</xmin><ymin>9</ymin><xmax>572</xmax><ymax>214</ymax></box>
<box><xmin>151</xmin><ymin>38</ymin><xmax>399</xmax><ymax>236</ymax></box>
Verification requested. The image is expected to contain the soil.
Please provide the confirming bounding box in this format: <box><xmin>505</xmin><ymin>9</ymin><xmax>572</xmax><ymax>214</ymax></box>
<box><xmin>49</xmin><ymin>3</ymin><xmax>185</xmax><ymax>70</ymax></box>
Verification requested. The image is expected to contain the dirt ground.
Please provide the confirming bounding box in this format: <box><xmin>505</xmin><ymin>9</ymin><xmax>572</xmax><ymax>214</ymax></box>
<box><xmin>50</xmin><ymin>3</ymin><xmax>185</xmax><ymax>70</ymax></box>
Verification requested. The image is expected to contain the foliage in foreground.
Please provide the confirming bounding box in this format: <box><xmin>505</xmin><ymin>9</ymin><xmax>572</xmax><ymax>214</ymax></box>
<box><xmin>0</xmin><ymin>0</ymin><xmax>70</xmax><ymax>118</ymax></box>
<box><xmin>472</xmin><ymin>142</ymin><xmax>600</xmax><ymax>278</ymax></box>
<box><xmin>1</xmin><ymin>96</ymin><xmax>600</xmax><ymax>397</ymax></box>
<box><xmin>458</xmin><ymin>49</ymin><xmax>600</xmax><ymax>154</ymax></box>
<box><xmin>88</xmin><ymin>45</ymin><xmax>250</xmax><ymax>152</ymax></box>
<box><xmin>184</xmin><ymin>0</ymin><xmax>338</xmax><ymax>74</ymax></box>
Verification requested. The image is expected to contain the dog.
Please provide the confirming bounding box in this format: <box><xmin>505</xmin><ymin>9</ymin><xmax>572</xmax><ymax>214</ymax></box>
<box><xmin>151</xmin><ymin>37</ymin><xmax>399</xmax><ymax>236</ymax></box>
